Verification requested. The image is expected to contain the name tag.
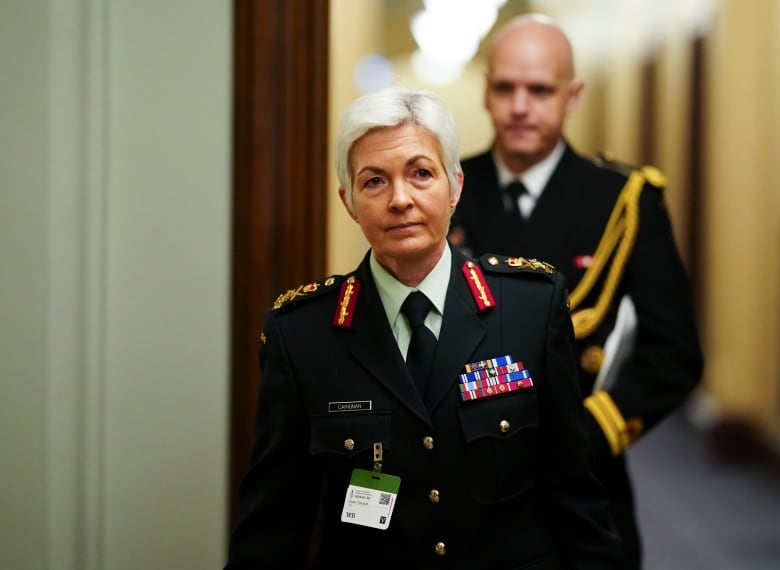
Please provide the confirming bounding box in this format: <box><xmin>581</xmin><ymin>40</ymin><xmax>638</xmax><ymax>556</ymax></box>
<box><xmin>340</xmin><ymin>469</ymin><xmax>400</xmax><ymax>530</ymax></box>
<box><xmin>328</xmin><ymin>400</ymin><xmax>372</xmax><ymax>413</ymax></box>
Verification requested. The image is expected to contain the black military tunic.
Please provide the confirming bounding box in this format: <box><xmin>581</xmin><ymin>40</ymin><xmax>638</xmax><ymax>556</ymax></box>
<box><xmin>225</xmin><ymin>245</ymin><xmax>625</xmax><ymax>569</ymax></box>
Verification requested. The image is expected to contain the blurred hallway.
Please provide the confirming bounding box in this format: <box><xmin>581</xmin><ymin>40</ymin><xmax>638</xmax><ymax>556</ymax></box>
<box><xmin>628</xmin><ymin>409</ymin><xmax>780</xmax><ymax>569</ymax></box>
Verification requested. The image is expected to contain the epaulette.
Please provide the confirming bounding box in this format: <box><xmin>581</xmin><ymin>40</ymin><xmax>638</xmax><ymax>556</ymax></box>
<box><xmin>478</xmin><ymin>254</ymin><xmax>556</xmax><ymax>279</ymax></box>
<box><xmin>271</xmin><ymin>274</ymin><xmax>345</xmax><ymax>312</ymax></box>
<box><xmin>595</xmin><ymin>151</ymin><xmax>667</xmax><ymax>189</ymax></box>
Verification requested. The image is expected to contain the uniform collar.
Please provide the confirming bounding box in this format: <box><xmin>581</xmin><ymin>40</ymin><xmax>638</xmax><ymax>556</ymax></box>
<box><xmin>492</xmin><ymin>140</ymin><xmax>566</xmax><ymax>200</ymax></box>
<box><xmin>370</xmin><ymin>245</ymin><xmax>451</xmax><ymax>330</ymax></box>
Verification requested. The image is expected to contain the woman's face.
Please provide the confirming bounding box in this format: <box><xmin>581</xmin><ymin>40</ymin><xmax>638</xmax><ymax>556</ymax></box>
<box><xmin>340</xmin><ymin>123</ymin><xmax>462</xmax><ymax>278</ymax></box>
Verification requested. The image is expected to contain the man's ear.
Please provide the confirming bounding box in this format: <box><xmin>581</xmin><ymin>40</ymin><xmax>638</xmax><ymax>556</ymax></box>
<box><xmin>566</xmin><ymin>79</ymin><xmax>584</xmax><ymax>117</ymax></box>
<box><xmin>339</xmin><ymin>187</ymin><xmax>358</xmax><ymax>221</ymax></box>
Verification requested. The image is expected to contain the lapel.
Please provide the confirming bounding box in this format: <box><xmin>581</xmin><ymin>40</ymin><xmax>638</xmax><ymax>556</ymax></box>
<box><xmin>524</xmin><ymin>144</ymin><xmax>591</xmax><ymax>256</ymax></box>
<box><xmin>471</xmin><ymin>151</ymin><xmax>505</xmax><ymax>216</ymax></box>
<box><xmin>424</xmin><ymin>246</ymin><xmax>486</xmax><ymax>411</ymax></box>
<box><xmin>344</xmin><ymin>248</ymin><xmax>487</xmax><ymax>419</ymax></box>
<box><xmin>462</xmin><ymin>151</ymin><xmax>520</xmax><ymax>251</ymax></box>
<box><xmin>346</xmin><ymin>254</ymin><xmax>431</xmax><ymax>424</ymax></box>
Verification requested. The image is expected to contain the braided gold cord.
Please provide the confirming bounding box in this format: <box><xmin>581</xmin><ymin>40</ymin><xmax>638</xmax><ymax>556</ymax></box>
<box><xmin>569</xmin><ymin>169</ymin><xmax>647</xmax><ymax>339</ymax></box>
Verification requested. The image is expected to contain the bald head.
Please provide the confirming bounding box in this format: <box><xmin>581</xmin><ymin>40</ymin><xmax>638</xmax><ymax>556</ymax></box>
<box><xmin>482</xmin><ymin>13</ymin><xmax>583</xmax><ymax>174</ymax></box>
<box><xmin>488</xmin><ymin>14</ymin><xmax>576</xmax><ymax>81</ymax></box>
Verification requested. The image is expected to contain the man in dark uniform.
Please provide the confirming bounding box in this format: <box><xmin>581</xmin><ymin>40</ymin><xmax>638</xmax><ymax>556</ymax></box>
<box><xmin>225</xmin><ymin>85</ymin><xmax>626</xmax><ymax>569</ymax></box>
<box><xmin>449</xmin><ymin>15</ymin><xmax>704</xmax><ymax>570</ymax></box>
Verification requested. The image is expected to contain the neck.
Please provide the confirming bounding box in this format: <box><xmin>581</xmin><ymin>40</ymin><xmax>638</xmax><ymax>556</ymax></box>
<box><xmin>374</xmin><ymin>242</ymin><xmax>446</xmax><ymax>288</ymax></box>
<box><xmin>495</xmin><ymin>141</ymin><xmax>559</xmax><ymax>175</ymax></box>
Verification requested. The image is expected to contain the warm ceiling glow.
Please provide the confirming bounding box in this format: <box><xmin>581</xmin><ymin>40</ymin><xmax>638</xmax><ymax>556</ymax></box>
<box><xmin>410</xmin><ymin>0</ymin><xmax>507</xmax><ymax>85</ymax></box>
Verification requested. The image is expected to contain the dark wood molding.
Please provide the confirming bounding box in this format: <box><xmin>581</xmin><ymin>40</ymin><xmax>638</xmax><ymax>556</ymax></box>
<box><xmin>230</xmin><ymin>0</ymin><xmax>329</xmax><ymax>530</ymax></box>
<box><xmin>687</xmin><ymin>36</ymin><xmax>705</xmax><ymax>301</ymax></box>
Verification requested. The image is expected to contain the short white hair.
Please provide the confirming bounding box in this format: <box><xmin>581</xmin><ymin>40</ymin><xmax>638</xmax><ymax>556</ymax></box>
<box><xmin>334</xmin><ymin>85</ymin><xmax>462</xmax><ymax>210</ymax></box>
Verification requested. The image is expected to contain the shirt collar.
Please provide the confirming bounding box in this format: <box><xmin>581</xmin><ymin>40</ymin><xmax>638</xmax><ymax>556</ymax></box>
<box><xmin>370</xmin><ymin>244</ymin><xmax>451</xmax><ymax>326</ymax></box>
<box><xmin>492</xmin><ymin>140</ymin><xmax>566</xmax><ymax>200</ymax></box>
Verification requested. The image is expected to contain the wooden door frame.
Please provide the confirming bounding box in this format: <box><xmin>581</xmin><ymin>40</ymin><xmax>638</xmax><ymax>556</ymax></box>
<box><xmin>230</xmin><ymin>0</ymin><xmax>329</xmax><ymax>528</ymax></box>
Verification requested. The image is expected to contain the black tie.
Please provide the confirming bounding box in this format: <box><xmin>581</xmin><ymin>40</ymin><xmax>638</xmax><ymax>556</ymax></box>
<box><xmin>401</xmin><ymin>291</ymin><xmax>437</xmax><ymax>392</ymax></box>
<box><xmin>505</xmin><ymin>181</ymin><xmax>527</xmax><ymax>220</ymax></box>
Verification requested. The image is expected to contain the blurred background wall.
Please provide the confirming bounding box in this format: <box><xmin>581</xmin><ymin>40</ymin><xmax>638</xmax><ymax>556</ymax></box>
<box><xmin>1</xmin><ymin>0</ymin><xmax>778</xmax><ymax>568</ymax></box>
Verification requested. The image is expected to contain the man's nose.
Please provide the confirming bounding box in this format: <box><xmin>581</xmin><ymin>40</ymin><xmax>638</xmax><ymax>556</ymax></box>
<box><xmin>510</xmin><ymin>89</ymin><xmax>529</xmax><ymax>113</ymax></box>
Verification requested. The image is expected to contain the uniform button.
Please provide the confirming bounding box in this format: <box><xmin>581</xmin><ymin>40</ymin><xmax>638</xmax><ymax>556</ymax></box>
<box><xmin>581</xmin><ymin>345</ymin><xmax>604</xmax><ymax>374</ymax></box>
<box><xmin>344</xmin><ymin>438</ymin><xmax>355</xmax><ymax>451</ymax></box>
<box><xmin>422</xmin><ymin>436</ymin><xmax>434</xmax><ymax>450</ymax></box>
<box><xmin>499</xmin><ymin>420</ymin><xmax>510</xmax><ymax>433</ymax></box>
<box><xmin>428</xmin><ymin>489</ymin><xmax>440</xmax><ymax>503</ymax></box>
<box><xmin>434</xmin><ymin>542</ymin><xmax>447</xmax><ymax>556</ymax></box>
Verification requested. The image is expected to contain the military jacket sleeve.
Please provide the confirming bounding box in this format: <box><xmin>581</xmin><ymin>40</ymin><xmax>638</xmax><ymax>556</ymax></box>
<box><xmin>578</xmin><ymin>160</ymin><xmax>704</xmax><ymax>460</ymax></box>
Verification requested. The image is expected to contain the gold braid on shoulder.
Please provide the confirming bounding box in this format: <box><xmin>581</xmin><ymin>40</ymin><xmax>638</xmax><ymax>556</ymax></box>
<box><xmin>569</xmin><ymin>165</ymin><xmax>664</xmax><ymax>339</ymax></box>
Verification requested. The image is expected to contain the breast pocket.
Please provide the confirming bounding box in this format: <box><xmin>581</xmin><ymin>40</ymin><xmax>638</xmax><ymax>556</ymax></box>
<box><xmin>457</xmin><ymin>391</ymin><xmax>539</xmax><ymax>503</ymax></box>
<box><xmin>310</xmin><ymin>412</ymin><xmax>392</xmax><ymax>478</ymax></box>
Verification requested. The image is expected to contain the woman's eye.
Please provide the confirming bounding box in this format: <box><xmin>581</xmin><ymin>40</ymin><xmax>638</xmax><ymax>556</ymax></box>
<box><xmin>415</xmin><ymin>168</ymin><xmax>432</xmax><ymax>179</ymax></box>
<box><xmin>364</xmin><ymin>176</ymin><xmax>384</xmax><ymax>188</ymax></box>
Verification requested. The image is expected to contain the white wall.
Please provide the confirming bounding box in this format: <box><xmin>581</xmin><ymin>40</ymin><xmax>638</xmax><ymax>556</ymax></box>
<box><xmin>0</xmin><ymin>1</ymin><xmax>231</xmax><ymax>568</ymax></box>
<box><xmin>0</xmin><ymin>2</ymin><xmax>50</xmax><ymax>568</ymax></box>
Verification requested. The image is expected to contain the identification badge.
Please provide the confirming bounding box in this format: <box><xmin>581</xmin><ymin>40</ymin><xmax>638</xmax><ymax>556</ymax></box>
<box><xmin>340</xmin><ymin>468</ymin><xmax>401</xmax><ymax>530</ymax></box>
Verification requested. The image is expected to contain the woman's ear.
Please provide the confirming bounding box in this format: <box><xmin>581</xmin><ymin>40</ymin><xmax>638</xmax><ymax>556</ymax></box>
<box><xmin>339</xmin><ymin>187</ymin><xmax>358</xmax><ymax>221</ymax></box>
<box><xmin>450</xmin><ymin>170</ymin><xmax>464</xmax><ymax>210</ymax></box>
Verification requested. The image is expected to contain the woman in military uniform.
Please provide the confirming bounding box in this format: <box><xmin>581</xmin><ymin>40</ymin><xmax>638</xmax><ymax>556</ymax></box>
<box><xmin>224</xmin><ymin>86</ymin><xmax>625</xmax><ymax>569</ymax></box>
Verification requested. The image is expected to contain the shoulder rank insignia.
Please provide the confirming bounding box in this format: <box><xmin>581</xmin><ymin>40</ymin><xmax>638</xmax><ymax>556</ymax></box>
<box><xmin>595</xmin><ymin>152</ymin><xmax>667</xmax><ymax>189</ymax></box>
<box><xmin>595</xmin><ymin>151</ymin><xmax>634</xmax><ymax>177</ymax></box>
<box><xmin>332</xmin><ymin>275</ymin><xmax>361</xmax><ymax>329</ymax></box>
<box><xmin>480</xmin><ymin>254</ymin><xmax>555</xmax><ymax>278</ymax></box>
<box><xmin>272</xmin><ymin>275</ymin><xmax>342</xmax><ymax>312</ymax></box>
<box><xmin>461</xmin><ymin>260</ymin><xmax>495</xmax><ymax>312</ymax></box>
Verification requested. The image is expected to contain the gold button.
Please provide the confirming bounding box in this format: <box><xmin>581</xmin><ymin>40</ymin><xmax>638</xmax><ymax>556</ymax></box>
<box><xmin>499</xmin><ymin>420</ymin><xmax>510</xmax><ymax>433</ymax></box>
<box><xmin>580</xmin><ymin>345</ymin><xmax>604</xmax><ymax>374</ymax></box>
<box><xmin>422</xmin><ymin>436</ymin><xmax>434</xmax><ymax>450</ymax></box>
<box><xmin>344</xmin><ymin>438</ymin><xmax>355</xmax><ymax>451</ymax></box>
<box><xmin>622</xmin><ymin>417</ymin><xmax>645</xmax><ymax>447</ymax></box>
<box><xmin>428</xmin><ymin>489</ymin><xmax>440</xmax><ymax>503</ymax></box>
<box><xmin>487</xmin><ymin>256</ymin><xmax>499</xmax><ymax>265</ymax></box>
<box><xmin>434</xmin><ymin>542</ymin><xmax>447</xmax><ymax>556</ymax></box>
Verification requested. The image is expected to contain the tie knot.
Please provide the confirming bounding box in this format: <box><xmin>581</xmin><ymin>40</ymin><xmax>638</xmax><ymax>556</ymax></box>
<box><xmin>401</xmin><ymin>291</ymin><xmax>433</xmax><ymax>328</ymax></box>
<box><xmin>505</xmin><ymin>181</ymin><xmax>527</xmax><ymax>200</ymax></box>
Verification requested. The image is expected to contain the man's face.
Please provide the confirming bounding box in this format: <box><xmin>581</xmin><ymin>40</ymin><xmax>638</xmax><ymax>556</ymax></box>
<box><xmin>485</xmin><ymin>31</ymin><xmax>580</xmax><ymax>171</ymax></box>
<box><xmin>340</xmin><ymin>123</ymin><xmax>461</xmax><ymax>273</ymax></box>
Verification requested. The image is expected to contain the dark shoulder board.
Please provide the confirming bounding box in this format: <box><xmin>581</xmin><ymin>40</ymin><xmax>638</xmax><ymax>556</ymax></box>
<box><xmin>595</xmin><ymin>151</ymin><xmax>667</xmax><ymax>189</ymax></box>
<box><xmin>594</xmin><ymin>151</ymin><xmax>635</xmax><ymax>177</ymax></box>
<box><xmin>272</xmin><ymin>274</ymin><xmax>345</xmax><ymax>313</ymax></box>
<box><xmin>479</xmin><ymin>254</ymin><xmax>556</xmax><ymax>281</ymax></box>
